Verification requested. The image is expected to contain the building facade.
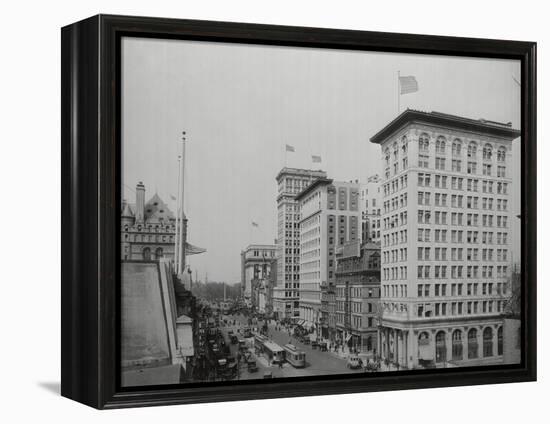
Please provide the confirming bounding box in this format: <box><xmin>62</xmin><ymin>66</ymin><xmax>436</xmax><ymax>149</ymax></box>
<box><xmin>370</xmin><ymin>110</ymin><xmax>520</xmax><ymax>369</ymax></box>
<box><xmin>121</xmin><ymin>182</ymin><xmax>179</xmax><ymax>262</ymax></box>
<box><xmin>274</xmin><ymin>168</ymin><xmax>327</xmax><ymax>320</ymax></box>
<box><xmin>295</xmin><ymin>177</ymin><xmax>360</xmax><ymax>339</ymax></box>
<box><xmin>360</xmin><ymin>174</ymin><xmax>382</xmax><ymax>244</ymax></box>
<box><xmin>240</xmin><ymin>244</ymin><xmax>276</xmax><ymax>307</ymax></box>
<box><xmin>335</xmin><ymin>241</ymin><xmax>381</xmax><ymax>355</ymax></box>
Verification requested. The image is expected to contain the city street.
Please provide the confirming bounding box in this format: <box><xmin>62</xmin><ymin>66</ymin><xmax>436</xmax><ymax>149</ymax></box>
<box><xmin>219</xmin><ymin>314</ymin><xmax>364</xmax><ymax>380</ymax></box>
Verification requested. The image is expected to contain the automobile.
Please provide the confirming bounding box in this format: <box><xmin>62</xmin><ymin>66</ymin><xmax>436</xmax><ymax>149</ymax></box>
<box><xmin>247</xmin><ymin>360</ymin><xmax>258</xmax><ymax>373</ymax></box>
<box><xmin>319</xmin><ymin>342</ymin><xmax>328</xmax><ymax>352</ymax></box>
<box><xmin>346</xmin><ymin>355</ymin><xmax>362</xmax><ymax>369</ymax></box>
<box><xmin>311</xmin><ymin>340</ymin><xmax>319</xmax><ymax>349</ymax></box>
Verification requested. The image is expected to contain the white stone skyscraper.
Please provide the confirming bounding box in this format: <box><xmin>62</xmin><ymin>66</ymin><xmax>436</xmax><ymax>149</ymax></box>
<box><xmin>369</xmin><ymin>110</ymin><xmax>520</xmax><ymax>369</ymax></box>
<box><xmin>273</xmin><ymin>167</ymin><xmax>327</xmax><ymax>320</ymax></box>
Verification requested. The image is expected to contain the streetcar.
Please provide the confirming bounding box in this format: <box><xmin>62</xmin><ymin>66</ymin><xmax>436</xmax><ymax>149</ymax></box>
<box><xmin>254</xmin><ymin>334</ymin><xmax>285</xmax><ymax>364</ymax></box>
<box><xmin>283</xmin><ymin>344</ymin><xmax>306</xmax><ymax>368</ymax></box>
<box><xmin>263</xmin><ymin>341</ymin><xmax>285</xmax><ymax>364</ymax></box>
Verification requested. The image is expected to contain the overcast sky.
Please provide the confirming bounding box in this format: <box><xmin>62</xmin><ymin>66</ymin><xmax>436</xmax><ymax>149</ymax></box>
<box><xmin>122</xmin><ymin>37</ymin><xmax>521</xmax><ymax>283</ymax></box>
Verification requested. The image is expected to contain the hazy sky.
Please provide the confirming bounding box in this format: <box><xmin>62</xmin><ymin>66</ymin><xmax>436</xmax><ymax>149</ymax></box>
<box><xmin>122</xmin><ymin>37</ymin><xmax>521</xmax><ymax>283</ymax></box>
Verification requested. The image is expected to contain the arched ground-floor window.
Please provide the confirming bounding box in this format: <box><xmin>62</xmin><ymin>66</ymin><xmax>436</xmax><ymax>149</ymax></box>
<box><xmin>452</xmin><ymin>330</ymin><xmax>463</xmax><ymax>360</ymax></box>
<box><xmin>155</xmin><ymin>247</ymin><xmax>163</xmax><ymax>259</ymax></box>
<box><xmin>468</xmin><ymin>329</ymin><xmax>478</xmax><ymax>359</ymax></box>
<box><xmin>435</xmin><ymin>331</ymin><xmax>446</xmax><ymax>363</ymax></box>
<box><xmin>142</xmin><ymin>247</ymin><xmax>151</xmax><ymax>261</ymax></box>
<box><xmin>497</xmin><ymin>326</ymin><xmax>503</xmax><ymax>355</ymax></box>
<box><xmin>483</xmin><ymin>327</ymin><xmax>493</xmax><ymax>357</ymax></box>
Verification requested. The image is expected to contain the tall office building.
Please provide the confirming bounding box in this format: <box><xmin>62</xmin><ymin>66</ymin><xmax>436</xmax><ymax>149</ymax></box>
<box><xmin>295</xmin><ymin>177</ymin><xmax>360</xmax><ymax>339</ymax></box>
<box><xmin>360</xmin><ymin>174</ymin><xmax>382</xmax><ymax>244</ymax></box>
<box><xmin>274</xmin><ymin>168</ymin><xmax>327</xmax><ymax>320</ymax></box>
<box><xmin>369</xmin><ymin>110</ymin><xmax>520</xmax><ymax>369</ymax></box>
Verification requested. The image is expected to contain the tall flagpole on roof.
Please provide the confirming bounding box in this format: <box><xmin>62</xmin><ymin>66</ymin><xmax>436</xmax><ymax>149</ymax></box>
<box><xmin>174</xmin><ymin>155</ymin><xmax>182</xmax><ymax>272</ymax></box>
<box><xmin>177</xmin><ymin>131</ymin><xmax>187</xmax><ymax>275</ymax></box>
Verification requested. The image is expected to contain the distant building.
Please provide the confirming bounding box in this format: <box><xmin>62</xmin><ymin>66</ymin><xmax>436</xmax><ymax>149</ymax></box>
<box><xmin>240</xmin><ymin>244</ymin><xmax>276</xmax><ymax>307</ymax></box>
<box><xmin>295</xmin><ymin>177</ymin><xmax>360</xmax><ymax>339</ymax></box>
<box><xmin>121</xmin><ymin>182</ymin><xmax>205</xmax><ymax>265</ymax></box>
<box><xmin>121</xmin><ymin>182</ymin><xmax>178</xmax><ymax>261</ymax></box>
<box><xmin>335</xmin><ymin>241</ymin><xmax>381</xmax><ymax>355</ymax></box>
<box><xmin>251</xmin><ymin>258</ymin><xmax>277</xmax><ymax>315</ymax></box>
<box><xmin>360</xmin><ymin>174</ymin><xmax>382</xmax><ymax>244</ymax></box>
<box><xmin>274</xmin><ymin>167</ymin><xmax>327</xmax><ymax>320</ymax></box>
<box><xmin>370</xmin><ymin>109</ymin><xmax>520</xmax><ymax>369</ymax></box>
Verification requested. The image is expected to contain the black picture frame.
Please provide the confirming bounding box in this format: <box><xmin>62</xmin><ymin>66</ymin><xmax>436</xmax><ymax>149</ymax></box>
<box><xmin>61</xmin><ymin>14</ymin><xmax>537</xmax><ymax>409</ymax></box>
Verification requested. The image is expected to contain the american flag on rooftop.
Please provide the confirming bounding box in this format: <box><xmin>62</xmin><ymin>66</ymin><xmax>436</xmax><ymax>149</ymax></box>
<box><xmin>399</xmin><ymin>75</ymin><xmax>419</xmax><ymax>94</ymax></box>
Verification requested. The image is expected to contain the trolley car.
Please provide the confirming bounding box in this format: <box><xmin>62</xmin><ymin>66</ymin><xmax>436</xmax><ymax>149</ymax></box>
<box><xmin>254</xmin><ymin>334</ymin><xmax>285</xmax><ymax>364</ymax></box>
<box><xmin>283</xmin><ymin>343</ymin><xmax>306</xmax><ymax>368</ymax></box>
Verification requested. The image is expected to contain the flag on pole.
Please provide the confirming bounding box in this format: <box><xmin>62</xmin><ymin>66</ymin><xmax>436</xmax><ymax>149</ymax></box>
<box><xmin>312</xmin><ymin>155</ymin><xmax>322</xmax><ymax>163</ymax></box>
<box><xmin>170</xmin><ymin>194</ymin><xmax>177</xmax><ymax>201</ymax></box>
<box><xmin>285</xmin><ymin>144</ymin><xmax>295</xmax><ymax>152</ymax></box>
<box><xmin>251</xmin><ymin>221</ymin><xmax>259</xmax><ymax>227</ymax></box>
<box><xmin>399</xmin><ymin>75</ymin><xmax>419</xmax><ymax>94</ymax></box>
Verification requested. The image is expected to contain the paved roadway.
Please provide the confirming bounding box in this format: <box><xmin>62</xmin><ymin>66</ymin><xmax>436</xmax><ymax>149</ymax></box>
<box><xmin>219</xmin><ymin>313</ymin><xmax>364</xmax><ymax>380</ymax></box>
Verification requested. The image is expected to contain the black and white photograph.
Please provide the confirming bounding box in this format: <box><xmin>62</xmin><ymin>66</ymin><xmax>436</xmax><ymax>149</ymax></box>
<box><xmin>120</xmin><ymin>37</ymin><xmax>523</xmax><ymax>387</ymax></box>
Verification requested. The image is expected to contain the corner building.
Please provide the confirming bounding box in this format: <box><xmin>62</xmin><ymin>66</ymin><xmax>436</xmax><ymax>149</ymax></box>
<box><xmin>369</xmin><ymin>110</ymin><xmax>520</xmax><ymax>369</ymax></box>
<box><xmin>274</xmin><ymin>168</ymin><xmax>327</xmax><ymax>320</ymax></box>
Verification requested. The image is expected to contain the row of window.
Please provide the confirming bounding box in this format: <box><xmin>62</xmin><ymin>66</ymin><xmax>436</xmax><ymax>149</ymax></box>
<box><xmin>417</xmin><ymin>192</ymin><xmax>509</xmax><ymax>210</ymax></box>
<box><xmin>382</xmin><ymin>264</ymin><xmax>509</xmax><ymax>281</ymax></box>
<box><xmin>383</xmin><ymin>174</ymin><xmax>408</xmax><ymax>196</ymax></box>
<box><xmin>417</xmin><ymin>247</ymin><xmax>509</xmax><ymax>262</ymax></box>
<box><xmin>416</xmin><ymin>281</ymin><xmax>508</xmax><ymax>297</ymax></box>
<box><xmin>415</xmin><ymin>299</ymin><xmax>505</xmax><ymax>318</ymax></box>
<box><xmin>417</xmin><ymin>228</ymin><xmax>509</xmax><ymax>243</ymax></box>
<box><xmin>335</xmin><ymin>313</ymin><xmax>376</xmax><ymax>329</ymax></box>
<box><xmin>418</xmin><ymin>173</ymin><xmax>509</xmax><ymax>193</ymax></box>
<box><xmin>382</xmin><ymin>229</ymin><xmax>408</xmax><ymax>247</ymax></box>
<box><xmin>417</xmin><ymin>265</ymin><xmax>509</xmax><ymax>279</ymax></box>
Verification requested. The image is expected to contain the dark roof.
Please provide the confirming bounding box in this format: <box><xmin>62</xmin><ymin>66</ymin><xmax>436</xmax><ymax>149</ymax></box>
<box><xmin>144</xmin><ymin>193</ymin><xmax>177</xmax><ymax>221</ymax></box>
<box><xmin>294</xmin><ymin>177</ymin><xmax>333</xmax><ymax>201</ymax></box>
<box><xmin>370</xmin><ymin>109</ymin><xmax>521</xmax><ymax>144</ymax></box>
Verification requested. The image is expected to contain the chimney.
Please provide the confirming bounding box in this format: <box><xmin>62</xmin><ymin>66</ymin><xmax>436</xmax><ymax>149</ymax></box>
<box><xmin>135</xmin><ymin>181</ymin><xmax>145</xmax><ymax>222</ymax></box>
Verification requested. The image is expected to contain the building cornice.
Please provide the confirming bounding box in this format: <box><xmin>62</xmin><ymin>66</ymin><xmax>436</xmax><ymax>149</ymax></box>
<box><xmin>370</xmin><ymin>109</ymin><xmax>521</xmax><ymax>144</ymax></box>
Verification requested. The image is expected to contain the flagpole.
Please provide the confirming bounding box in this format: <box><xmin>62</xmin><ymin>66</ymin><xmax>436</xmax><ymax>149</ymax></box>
<box><xmin>178</xmin><ymin>131</ymin><xmax>187</xmax><ymax>275</ymax></box>
<box><xmin>174</xmin><ymin>155</ymin><xmax>182</xmax><ymax>271</ymax></box>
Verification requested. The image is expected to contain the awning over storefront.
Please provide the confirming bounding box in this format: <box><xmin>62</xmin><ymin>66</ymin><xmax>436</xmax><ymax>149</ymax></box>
<box><xmin>185</xmin><ymin>242</ymin><xmax>206</xmax><ymax>256</ymax></box>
